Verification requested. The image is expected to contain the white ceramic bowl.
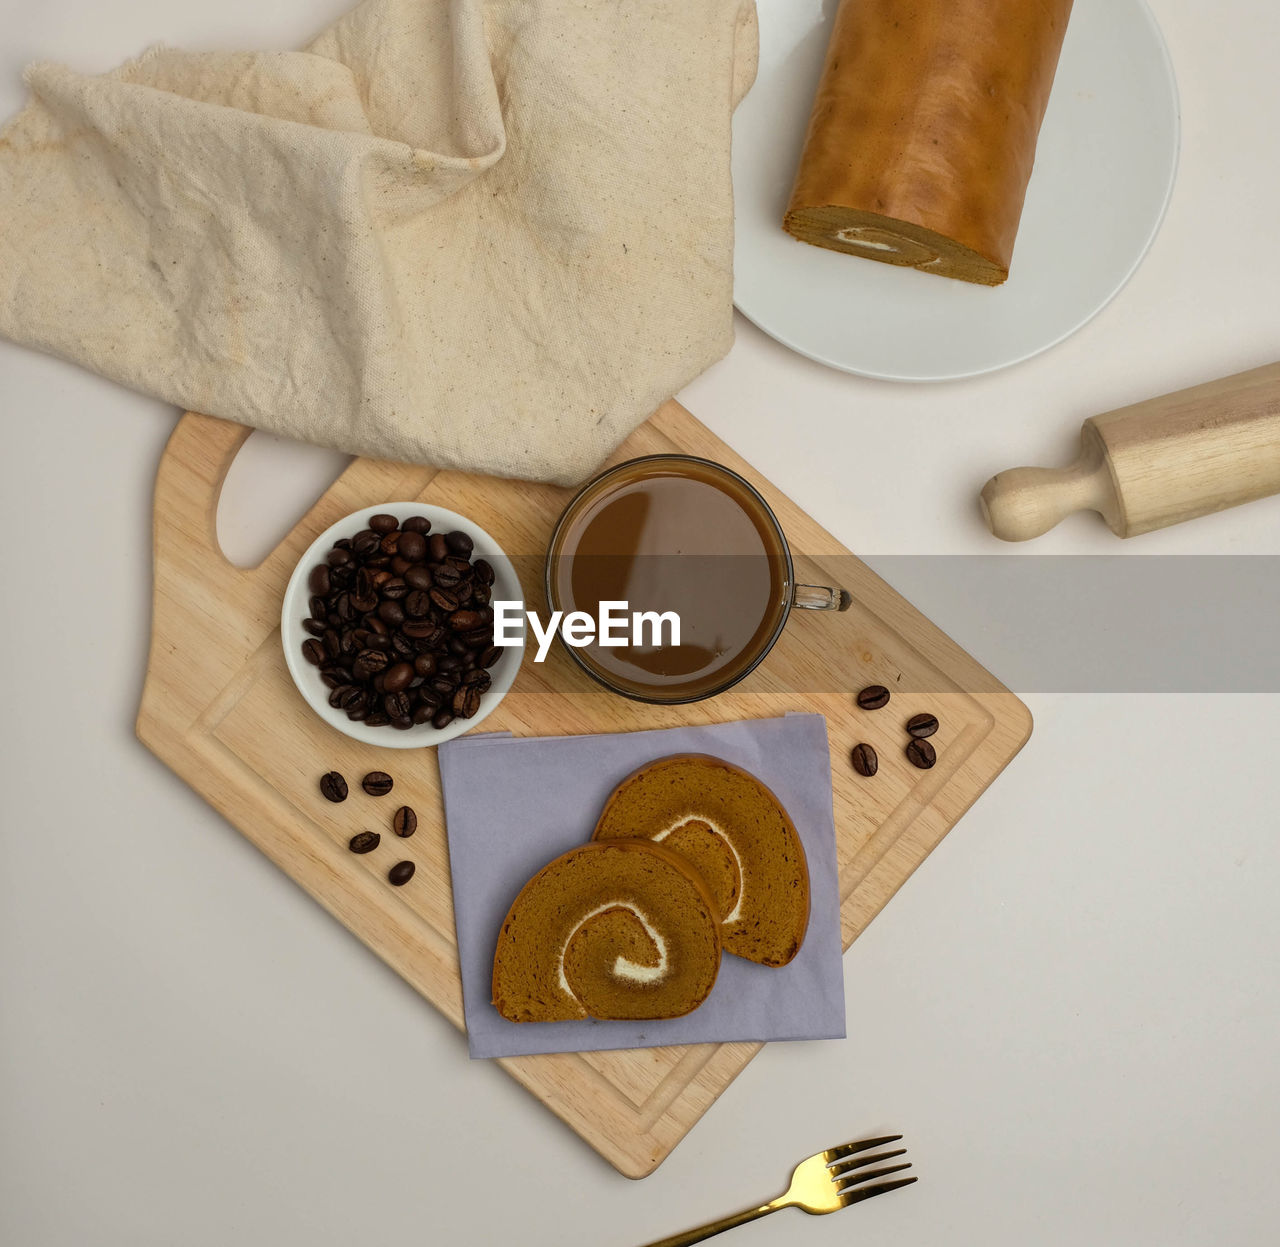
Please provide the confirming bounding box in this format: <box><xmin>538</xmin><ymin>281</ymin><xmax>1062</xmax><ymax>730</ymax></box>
<box><xmin>281</xmin><ymin>503</ymin><xmax>525</xmax><ymax>748</ymax></box>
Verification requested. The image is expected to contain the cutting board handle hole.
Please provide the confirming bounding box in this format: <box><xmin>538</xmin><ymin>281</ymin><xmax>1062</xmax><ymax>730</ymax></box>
<box><xmin>215</xmin><ymin>430</ymin><xmax>352</xmax><ymax>569</ymax></box>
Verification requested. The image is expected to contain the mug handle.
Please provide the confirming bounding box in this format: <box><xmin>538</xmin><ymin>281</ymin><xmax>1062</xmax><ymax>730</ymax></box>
<box><xmin>792</xmin><ymin>583</ymin><xmax>853</xmax><ymax>611</ymax></box>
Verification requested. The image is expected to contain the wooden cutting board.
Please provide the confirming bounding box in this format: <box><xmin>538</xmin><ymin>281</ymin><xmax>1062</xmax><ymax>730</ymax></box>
<box><xmin>137</xmin><ymin>400</ymin><xmax>1031</xmax><ymax>1178</ymax></box>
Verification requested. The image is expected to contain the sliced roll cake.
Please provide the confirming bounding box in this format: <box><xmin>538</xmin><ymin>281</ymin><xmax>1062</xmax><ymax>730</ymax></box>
<box><xmin>593</xmin><ymin>754</ymin><xmax>809</xmax><ymax>967</ymax></box>
<box><xmin>491</xmin><ymin>841</ymin><xmax>721</xmax><ymax>1023</ymax></box>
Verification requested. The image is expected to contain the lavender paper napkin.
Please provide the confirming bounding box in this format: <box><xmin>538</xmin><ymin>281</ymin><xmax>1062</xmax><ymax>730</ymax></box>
<box><xmin>438</xmin><ymin>714</ymin><xmax>846</xmax><ymax>1058</ymax></box>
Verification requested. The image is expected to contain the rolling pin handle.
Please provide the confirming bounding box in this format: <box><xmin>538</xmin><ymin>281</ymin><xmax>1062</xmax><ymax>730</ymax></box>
<box><xmin>980</xmin><ymin>432</ymin><xmax>1120</xmax><ymax>541</ymax></box>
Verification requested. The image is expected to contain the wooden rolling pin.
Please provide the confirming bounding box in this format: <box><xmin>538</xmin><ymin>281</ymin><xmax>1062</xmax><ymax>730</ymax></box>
<box><xmin>980</xmin><ymin>362</ymin><xmax>1280</xmax><ymax>540</ymax></box>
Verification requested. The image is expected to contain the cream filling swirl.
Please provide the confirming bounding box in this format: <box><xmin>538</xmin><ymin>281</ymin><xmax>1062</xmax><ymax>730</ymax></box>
<box><xmin>653</xmin><ymin>816</ymin><xmax>746</xmax><ymax>924</ymax></box>
<box><xmin>557</xmin><ymin>902</ymin><xmax>670</xmax><ymax>1000</ymax></box>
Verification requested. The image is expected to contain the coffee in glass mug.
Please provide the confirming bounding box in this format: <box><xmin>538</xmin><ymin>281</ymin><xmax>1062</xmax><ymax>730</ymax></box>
<box><xmin>545</xmin><ymin>455</ymin><xmax>849</xmax><ymax>703</ymax></box>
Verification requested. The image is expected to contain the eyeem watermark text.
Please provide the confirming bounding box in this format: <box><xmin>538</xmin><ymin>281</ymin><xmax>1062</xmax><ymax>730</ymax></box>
<box><xmin>493</xmin><ymin>601</ymin><xmax>680</xmax><ymax>663</ymax></box>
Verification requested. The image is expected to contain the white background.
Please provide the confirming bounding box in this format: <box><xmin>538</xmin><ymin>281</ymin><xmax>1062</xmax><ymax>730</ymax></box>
<box><xmin>2</xmin><ymin>2</ymin><xmax>1279</xmax><ymax>1244</ymax></box>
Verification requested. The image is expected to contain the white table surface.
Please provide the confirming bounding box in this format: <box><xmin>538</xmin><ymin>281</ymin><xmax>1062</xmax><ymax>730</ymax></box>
<box><xmin>2</xmin><ymin>3</ymin><xmax>1278</xmax><ymax>1244</ymax></box>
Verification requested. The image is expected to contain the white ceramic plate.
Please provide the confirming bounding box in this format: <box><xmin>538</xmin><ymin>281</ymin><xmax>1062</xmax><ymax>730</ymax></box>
<box><xmin>732</xmin><ymin>0</ymin><xmax>1180</xmax><ymax>381</ymax></box>
<box><xmin>281</xmin><ymin>503</ymin><xmax>524</xmax><ymax>748</ymax></box>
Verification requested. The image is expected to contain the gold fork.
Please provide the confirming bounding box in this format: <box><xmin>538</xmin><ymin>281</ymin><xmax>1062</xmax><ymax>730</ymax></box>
<box><xmin>637</xmin><ymin>1135</ymin><xmax>915</xmax><ymax>1247</ymax></box>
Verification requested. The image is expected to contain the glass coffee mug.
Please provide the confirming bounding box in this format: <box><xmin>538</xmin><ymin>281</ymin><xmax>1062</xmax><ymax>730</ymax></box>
<box><xmin>545</xmin><ymin>454</ymin><xmax>850</xmax><ymax>704</ymax></box>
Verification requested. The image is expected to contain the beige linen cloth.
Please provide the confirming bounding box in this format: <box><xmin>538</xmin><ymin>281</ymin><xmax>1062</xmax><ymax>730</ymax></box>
<box><xmin>0</xmin><ymin>0</ymin><xmax>757</xmax><ymax>485</ymax></box>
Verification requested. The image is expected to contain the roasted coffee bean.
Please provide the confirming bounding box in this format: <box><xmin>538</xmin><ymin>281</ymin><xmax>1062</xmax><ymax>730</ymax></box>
<box><xmin>369</xmin><ymin>514</ymin><xmax>398</xmax><ymax>534</ymax></box>
<box><xmin>303</xmin><ymin>617</ymin><xmax>327</xmax><ymax>637</ymax></box>
<box><xmin>333</xmin><ymin>537</ymin><xmax>353</xmax><ymax>550</ymax></box>
<box><xmin>905</xmin><ymin>738</ymin><xmax>936</xmax><ymax>770</ymax></box>
<box><xmin>393</xmin><ymin>806</ymin><xmax>417</xmax><ymax>838</ymax></box>
<box><xmin>462</xmin><ymin>669</ymin><xmax>492</xmax><ymax>694</ymax></box>
<box><xmin>308</xmin><ymin>564</ymin><xmax>332</xmax><ymax>596</ymax></box>
<box><xmin>365</xmin><ymin>711</ymin><xmax>390</xmax><ymax>727</ymax></box>
<box><xmin>388</xmin><ymin>860</ymin><xmax>415</xmax><ymax>886</ymax></box>
<box><xmin>431</xmin><ymin>564</ymin><xmax>463</xmax><ymax>590</ymax></box>
<box><xmin>447</xmin><ymin>635</ymin><xmax>470</xmax><ymax>657</ymax></box>
<box><xmin>472</xmin><ymin>558</ymin><xmax>496</xmax><ymax>586</ymax></box>
<box><xmin>430</xmin><ymin>587</ymin><xmax>460</xmax><ymax>613</ymax></box>
<box><xmin>347</xmin><ymin>703</ymin><xmax>370</xmax><ymax>722</ymax></box>
<box><xmin>444</xmin><ymin>530</ymin><xmax>474</xmax><ymax>557</ymax></box>
<box><xmin>448</xmin><ymin>609</ymin><xmax>483</xmax><ymax>632</ymax></box>
<box><xmin>479</xmin><ymin>646</ymin><xmax>503</xmax><ymax>668</ymax></box>
<box><xmin>327</xmin><ymin>547</ymin><xmax>353</xmax><ymax>568</ymax></box>
<box><xmin>382</xmin><ymin>662</ymin><xmax>414</xmax><ymax>693</ymax></box>
<box><xmin>430</xmin><ymin>675</ymin><xmax>457</xmax><ymax>696</ymax></box>
<box><xmin>404</xmin><ymin>590</ymin><xmax>433</xmax><ymax>617</ymax></box>
<box><xmin>352</xmin><ymin>530</ymin><xmax>381</xmax><ymax>557</ymax></box>
<box><xmin>452</xmin><ymin>685</ymin><xmax>482</xmax><ymax>718</ymax></box>
<box><xmin>390</xmin><ymin>556</ymin><xmax>411</xmax><ymax>576</ymax></box>
<box><xmin>379</xmin><ymin>577</ymin><xmax>409</xmax><ymax>601</ymax></box>
<box><xmin>391</xmin><ymin>635</ymin><xmax>415</xmax><ymax>660</ymax></box>
<box><xmin>322</xmin><ymin>629</ymin><xmax>342</xmax><ymax>659</ymax></box>
<box><xmin>302</xmin><ymin>638</ymin><xmax>325</xmax><ymax>666</ymax></box>
<box><xmin>412</xmin><ymin>704</ymin><xmax>434</xmax><ymax>724</ymax></box>
<box><xmin>384</xmin><ymin>691</ymin><xmax>411</xmax><ymax>718</ymax></box>
<box><xmin>320</xmin><ymin>670</ymin><xmax>343</xmax><ymax>689</ymax></box>
<box><xmin>459</xmin><ymin>627</ymin><xmax>493</xmax><ymax>648</ymax></box>
<box><xmin>413</xmin><ymin>651</ymin><xmax>437</xmax><ymax>677</ymax></box>
<box><xmin>377</xmin><ymin>600</ymin><xmax>405</xmax><ymax>626</ymax></box>
<box><xmin>362</xmin><ymin>771</ymin><xmax>394</xmax><ymax>797</ymax></box>
<box><xmin>850</xmin><ymin>743</ymin><xmax>878</xmax><ymax>777</ymax></box>
<box><xmin>905</xmin><ymin>712</ymin><xmax>939</xmax><ymax>739</ymax></box>
<box><xmin>397</xmin><ymin>530</ymin><xmax>427</xmax><ymax>562</ymax></box>
<box><xmin>353</xmin><ymin>648</ymin><xmax>389</xmax><ymax>680</ymax></box>
<box><xmin>437</xmin><ymin>654</ymin><xmax>463</xmax><ymax>673</ymax></box>
<box><xmin>401</xmin><ymin>620</ymin><xmax>439</xmax><ymax>641</ymax></box>
<box><xmin>328</xmin><ymin>684</ymin><xmax>358</xmax><ymax>709</ymax></box>
<box><xmin>309</xmin><ymin>595</ymin><xmax>328</xmax><ymax>619</ymax></box>
<box><xmin>427</xmin><ymin>532</ymin><xmax>449</xmax><ymax>562</ymax></box>
<box><xmin>856</xmin><ymin>684</ymin><xmax>891</xmax><ymax>711</ymax></box>
<box><xmin>431</xmin><ymin>708</ymin><xmax>455</xmax><ymax>730</ymax></box>
<box><xmin>334</xmin><ymin>592</ymin><xmax>356</xmax><ymax>622</ymax></box>
<box><xmin>319</xmin><ymin>772</ymin><xmax>348</xmax><ymax>802</ymax></box>
<box><xmin>470</xmin><ymin>582</ymin><xmax>492</xmax><ymax>607</ymax></box>
<box><xmin>391</xmin><ymin>715</ymin><xmax>414</xmax><ymax>730</ymax></box>
<box><xmin>404</xmin><ymin>564</ymin><xmax>433</xmax><ymax>591</ymax></box>
<box><xmin>349</xmin><ymin>830</ymin><xmax>380</xmax><ymax>854</ymax></box>
<box><xmin>416</xmin><ymin>687</ymin><xmax>443</xmax><ymax>711</ymax></box>
<box><xmin>366</xmin><ymin>616</ymin><xmax>390</xmax><ymax>636</ymax></box>
<box><xmin>379</xmin><ymin>531</ymin><xmax>401</xmax><ymax>555</ymax></box>
<box><xmin>402</xmin><ymin>516</ymin><xmax>431</xmax><ymax>534</ymax></box>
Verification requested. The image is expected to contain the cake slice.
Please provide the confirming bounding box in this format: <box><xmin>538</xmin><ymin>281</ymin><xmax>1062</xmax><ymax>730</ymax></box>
<box><xmin>593</xmin><ymin>754</ymin><xmax>809</xmax><ymax>967</ymax></box>
<box><xmin>491</xmin><ymin>840</ymin><xmax>722</xmax><ymax>1023</ymax></box>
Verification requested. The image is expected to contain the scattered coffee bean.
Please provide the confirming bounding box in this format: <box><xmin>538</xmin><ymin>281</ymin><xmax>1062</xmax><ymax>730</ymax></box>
<box><xmin>368</xmin><ymin>513</ymin><xmax>399</xmax><ymax>534</ymax></box>
<box><xmin>402</xmin><ymin>516</ymin><xmax>431</xmax><ymax>534</ymax></box>
<box><xmin>905</xmin><ymin>712</ymin><xmax>939</xmax><ymax>739</ymax></box>
<box><xmin>393</xmin><ymin>806</ymin><xmax>417</xmax><ymax>838</ymax></box>
<box><xmin>349</xmin><ymin>830</ymin><xmax>380</xmax><ymax>854</ymax></box>
<box><xmin>362</xmin><ymin>771</ymin><xmax>394</xmax><ymax>796</ymax></box>
<box><xmin>320</xmin><ymin>771</ymin><xmax>348</xmax><ymax>802</ymax></box>
<box><xmin>856</xmin><ymin>684</ymin><xmax>890</xmax><ymax>711</ymax></box>
<box><xmin>388</xmin><ymin>860</ymin><xmax>415</xmax><ymax>886</ymax></box>
<box><xmin>850</xmin><ymin>743</ymin><xmax>878</xmax><ymax>777</ymax></box>
<box><xmin>905</xmin><ymin>738</ymin><xmax>936</xmax><ymax>769</ymax></box>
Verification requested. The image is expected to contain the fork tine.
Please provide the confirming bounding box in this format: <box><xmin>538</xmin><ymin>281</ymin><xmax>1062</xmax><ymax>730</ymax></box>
<box><xmin>840</xmin><ymin>1175</ymin><xmax>919</xmax><ymax>1206</ymax></box>
<box><xmin>829</xmin><ymin>1147</ymin><xmax>907</xmax><ymax>1176</ymax></box>
<box><xmin>825</xmin><ymin>1134</ymin><xmax>903</xmax><ymax>1162</ymax></box>
<box><xmin>836</xmin><ymin>1162</ymin><xmax>913</xmax><ymax>1191</ymax></box>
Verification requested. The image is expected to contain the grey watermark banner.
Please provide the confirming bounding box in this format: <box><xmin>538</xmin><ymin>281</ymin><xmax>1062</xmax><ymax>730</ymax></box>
<box><xmin>516</xmin><ymin>554</ymin><xmax>1280</xmax><ymax>695</ymax></box>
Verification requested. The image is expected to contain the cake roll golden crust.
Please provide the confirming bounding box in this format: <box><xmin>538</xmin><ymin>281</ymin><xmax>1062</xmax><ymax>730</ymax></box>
<box><xmin>784</xmin><ymin>0</ymin><xmax>1074</xmax><ymax>285</ymax></box>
